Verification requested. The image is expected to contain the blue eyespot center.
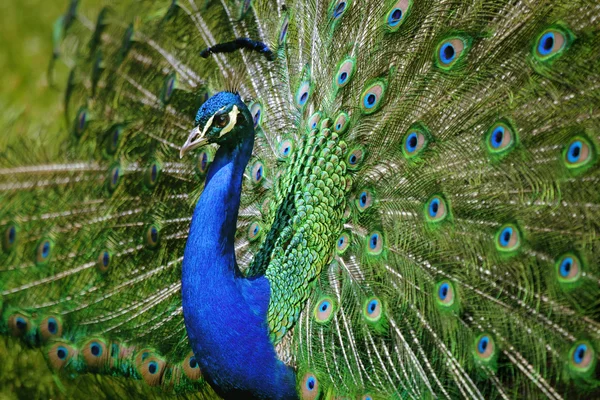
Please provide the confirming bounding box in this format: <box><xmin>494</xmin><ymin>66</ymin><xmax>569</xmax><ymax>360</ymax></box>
<box><xmin>538</xmin><ymin>32</ymin><xmax>555</xmax><ymax>56</ymax></box>
<box><xmin>368</xmin><ymin>300</ymin><xmax>378</xmax><ymax>314</ymax></box>
<box><xmin>253</xmin><ymin>110</ymin><xmax>261</xmax><ymax>126</ymax></box>
<box><xmin>478</xmin><ymin>336</ymin><xmax>489</xmax><ymax>353</ymax></box>
<box><xmin>388</xmin><ymin>8</ymin><xmax>403</xmax><ymax>26</ymax></box>
<box><xmin>8</xmin><ymin>226</ymin><xmax>16</xmax><ymax>243</ymax></box>
<box><xmin>16</xmin><ymin>317</ymin><xmax>27</xmax><ymax>331</ymax></box>
<box><xmin>57</xmin><ymin>346</ymin><xmax>68</xmax><ymax>360</ymax></box>
<box><xmin>42</xmin><ymin>241</ymin><xmax>50</xmax><ymax>258</ymax></box>
<box><xmin>256</xmin><ymin>166</ymin><xmax>263</xmax><ymax>180</ymax></box>
<box><xmin>439</xmin><ymin>283</ymin><xmax>449</xmax><ymax>300</ymax></box>
<box><xmin>568</xmin><ymin>141</ymin><xmax>582</xmax><ymax>162</ymax></box>
<box><xmin>349</xmin><ymin>154</ymin><xmax>357</xmax><ymax>164</ymax></box>
<box><xmin>112</xmin><ymin>168</ymin><xmax>119</xmax><ymax>185</ymax></box>
<box><xmin>320</xmin><ymin>302</ymin><xmax>329</xmax><ymax>312</ymax></box>
<box><xmin>189</xmin><ymin>356</ymin><xmax>198</xmax><ymax>368</ymax></box>
<box><xmin>148</xmin><ymin>361</ymin><xmax>158</xmax><ymax>374</ymax></box>
<box><xmin>429</xmin><ymin>199</ymin><xmax>439</xmax><ymax>217</ymax></box>
<box><xmin>440</xmin><ymin>43</ymin><xmax>455</xmax><ymax>63</ymax></box>
<box><xmin>48</xmin><ymin>318</ymin><xmax>58</xmax><ymax>334</ymax></box>
<box><xmin>91</xmin><ymin>342</ymin><xmax>101</xmax><ymax>356</ymax></box>
<box><xmin>360</xmin><ymin>192</ymin><xmax>367</xmax><ymax>207</ymax></box>
<box><xmin>365</xmin><ymin>93</ymin><xmax>376</xmax><ymax>107</ymax></box>
<box><xmin>406</xmin><ymin>133</ymin><xmax>418</xmax><ymax>152</ymax></box>
<box><xmin>338</xmin><ymin>237</ymin><xmax>344</xmax><ymax>246</ymax></box>
<box><xmin>300</xmin><ymin>92</ymin><xmax>308</xmax><ymax>104</ymax></box>
<box><xmin>280</xmin><ymin>21</ymin><xmax>288</xmax><ymax>43</ymax></box>
<box><xmin>370</xmin><ymin>234</ymin><xmax>378</xmax><ymax>249</ymax></box>
<box><xmin>574</xmin><ymin>344</ymin><xmax>587</xmax><ymax>364</ymax></box>
<box><xmin>560</xmin><ymin>257</ymin><xmax>572</xmax><ymax>277</ymax></box>
<box><xmin>150</xmin><ymin>227</ymin><xmax>158</xmax><ymax>242</ymax></box>
<box><xmin>500</xmin><ymin>227</ymin><xmax>513</xmax><ymax>247</ymax></box>
<box><xmin>151</xmin><ymin>164</ymin><xmax>157</xmax><ymax>181</ymax></box>
<box><xmin>102</xmin><ymin>251</ymin><xmax>110</xmax><ymax>267</ymax></box>
<box><xmin>338</xmin><ymin>71</ymin><xmax>348</xmax><ymax>85</ymax></box>
<box><xmin>333</xmin><ymin>2</ymin><xmax>346</xmax><ymax>18</ymax></box>
<box><xmin>492</xmin><ymin>127</ymin><xmax>504</xmax><ymax>147</ymax></box>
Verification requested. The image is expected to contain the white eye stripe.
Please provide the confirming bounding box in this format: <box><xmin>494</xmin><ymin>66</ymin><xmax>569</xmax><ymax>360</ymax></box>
<box><xmin>219</xmin><ymin>105</ymin><xmax>240</xmax><ymax>137</ymax></box>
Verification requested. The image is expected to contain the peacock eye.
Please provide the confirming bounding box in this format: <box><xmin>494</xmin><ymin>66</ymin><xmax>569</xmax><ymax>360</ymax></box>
<box><xmin>214</xmin><ymin>113</ymin><xmax>230</xmax><ymax>128</ymax></box>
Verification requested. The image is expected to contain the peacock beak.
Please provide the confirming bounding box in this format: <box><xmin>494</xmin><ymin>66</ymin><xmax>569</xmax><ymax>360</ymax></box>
<box><xmin>180</xmin><ymin>125</ymin><xmax>209</xmax><ymax>158</ymax></box>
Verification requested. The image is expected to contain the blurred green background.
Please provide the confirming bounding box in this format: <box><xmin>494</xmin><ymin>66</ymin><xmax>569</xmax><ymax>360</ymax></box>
<box><xmin>0</xmin><ymin>2</ymin><xmax>145</xmax><ymax>398</ymax></box>
<box><xmin>0</xmin><ymin>0</ymin><xmax>68</xmax><ymax>150</ymax></box>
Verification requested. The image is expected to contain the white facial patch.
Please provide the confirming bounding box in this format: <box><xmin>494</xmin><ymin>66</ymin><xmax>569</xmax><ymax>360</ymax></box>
<box><xmin>218</xmin><ymin>105</ymin><xmax>240</xmax><ymax>137</ymax></box>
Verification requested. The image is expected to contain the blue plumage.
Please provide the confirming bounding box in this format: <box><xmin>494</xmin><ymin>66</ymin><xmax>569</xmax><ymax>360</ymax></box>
<box><xmin>181</xmin><ymin>93</ymin><xmax>297</xmax><ymax>399</ymax></box>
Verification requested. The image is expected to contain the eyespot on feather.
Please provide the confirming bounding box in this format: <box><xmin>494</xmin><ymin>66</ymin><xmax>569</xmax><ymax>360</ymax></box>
<box><xmin>363</xmin><ymin>297</ymin><xmax>383</xmax><ymax>323</ymax></box>
<box><xmin>82</xmin><ymin>338</ymin><xmax>109</xmax><ymax>369</ymax></box>
<box><xmin>356</xmin><ymin>189</ymin><xmax>374</xmax><ymax>212</ymax></box>
<box><xmin>73</xmin><ymin>107</ymin><xmax>88</xmax><ymax>137</ymax></box>
<box><xmin>308</xmin><ymin>112</ymin><xmax>322</xmax><ymax>131</ymax></box>
<box><xmin>195</xmin><ymin>148</ymin><xmax>214</xmax><ymax>176</ymax></box>
<box><xmin>144</xmin><ymin>161</ymin><xmax>161</xmax><ymax>189</ymax></box>
<box><xmin>314</xmin><ymin>296</ymin><xmax>335</xmax><ymax>323</ymax></box>
<box><xmin>366</xmin><ymin>231</ymin><xmax>384</xmax><ymax>255</ymax></box>
<box><xmin>360</xmin><ymin>80</ymin><xmax>387</xmax><ymax>114</ymax></box>
<box><xmin>47</xmin><ymin>341</ymin><xmax>76</xmax><ymax>370</ymax></box>
<box><xmin>533</xmin><ymin>26</ymin><xmax>572</xmax><ymax>62</ymax></box>
<box><xmin>424</xmin><ymin>195</ymin><xmax>448</xmax><ymax>222</ymax></box>
<box><xmin>278</xmin><ymin>138</ymin><xmax>294</xmax><ymax>159</ymax></box>
<box><xmin>40</xmin><ymin>316</ymin><xmax>63</xmax><ymax>341</ymax></box>
<box><xmin>402</xmin><ymin>124</ymin><xmax>430</xmax><ymax>158</ymax></box>
<box><xmin>161</xmin><ymin>73</ymin><xmax>176</xmax><ymax>104</ymax></box>
<box><xmin>346</xmin><ymin>146</ymin><xmax>365</xmax><ymax>170</ymax></box>
<box><xmin>331</xmin><ymin>0</ymin><xmax>349</xmax><ymax>20</ymax></box>
<box><xmin>334</xmin><ymin>58</ymin><xmax>356</xmax><ymax>89</ymax></box>
<box><xmin>136</xmin><ymin>352</ymin><xmax>166</xmax><ymax>386</ymax></box>
<box><xmin>296</xmin><ymin>81</ymin><xmax>311</xmax><ymax>108</ymax></box>
<box><xmin>96</xmin><ymin>249</ymin><xmax>112</xmax><ymax>273</ymax></box>
<box><xmin>300</xmin><ymin>372</ymin><xmax>320</xmax><ymax>400</ymax></box>
<box><xmin>486</xmin><ymin>121</ymin><xmax>517</xmax><ymax>155</ymax></box>
<box><xmin>107</xmin><ymin>163</ymin><xmax>122</xmax><ymax>193</ymax></box>
<box><xmin>8</xmin><ymin>313</ymin><xmax>32</xmax><ymax>337</ymax></box>
<box><xmin>35</xmin><ymin>238</ymin><xmax>54</xmax><ymax>265</ymax></box>
<box><xmin>563</xmin><ymin>135</ymin><xmax>595</xmax><ymax>171</ymax></box>
<box><xmin>474</xmin><ymin>334</ymin><xmax>496</xmax><ymax>362</ymax></box>
<box><xmin>250</xmin><ymin>161</ymin><xmax>265</xmax><ymax>184</ymax></box>
<box><xmin>279</xmin><ymin>15</ymin><xmax>289</xmax><ymax>46</ymax></box>
<box><xmin>183</xmin><ymin>351</ymin><xmax>202</xmax><ymax>380</ymax></box>
<box><xmin>435</xmin><ymin>280</ymin><xmax>456</xmax><ymax>308</ymax></box>
<box><xmin>385</xmin><ymin>0</ymin><xmax>412</xmax><ymax>31</ymax></box>
<box><xmin>555</xmin><ymin>253</ymin><xmax>583</xmax><ymax>287</ymax></box>
<box><xmin>144</xmin><ymin>225</ymin><xmax>160</xmax><ymax>249</ymax></box>
<box><xmin>333</xmin><ymin>112</ymin><xmax>350</xmax><ymax>134</ymax></box>
<box><xmin>568</xmin><ymin>341</ymin><xmax>596</xmax><ymax>375</ymax></box>
<box><xmin>105</xmin><ymin>124</ymin><xmax>123</xmax><ymax>155</ymax></box>
<box><xmin>249</xmin><ymin>101</ymin><xmax>263</xmax><ymax>128</ymax></box>
<box><xmin>2</xmin><ymin>223</ymin><xmax>18</xmax><ymax>252</ymax></box>
<box><xmin>247</xmin><ymin>221</ymin><xmax>262</xmax><ymax>241</ymax></box>
<box><xmin>336</xmin><ymin>232</ymin><xmax>350</xmax><ymax>254</ymax></box>
<box><xmin>495</xmin><ymin>223</ymin><xmax>521</xmax><ymax>253</ymax></box>
<box><xmin>435</xmin><ymin>36</ymin><xmax>469</xmax><ymax>70</ymax></box>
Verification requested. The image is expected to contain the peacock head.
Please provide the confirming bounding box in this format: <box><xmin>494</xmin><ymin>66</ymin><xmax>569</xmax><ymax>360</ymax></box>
<box><xmin>180</xmin><ymin>91</ymin><xmax>253</xmax><ymax>158</ymax></box>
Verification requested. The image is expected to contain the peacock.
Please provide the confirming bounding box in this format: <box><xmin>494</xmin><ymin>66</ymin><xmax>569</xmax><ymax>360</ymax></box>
<box><xmin>1</xmin><ymin>0</ymin><xmax>600</xmax><ymax>398</ymax></box>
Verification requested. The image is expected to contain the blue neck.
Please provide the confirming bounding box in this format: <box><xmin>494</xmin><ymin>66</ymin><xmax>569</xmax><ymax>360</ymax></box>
<box><xmin>181</xmin><ymin>130</ymin><xmax>297</xmax><ymax>399</ymax></box>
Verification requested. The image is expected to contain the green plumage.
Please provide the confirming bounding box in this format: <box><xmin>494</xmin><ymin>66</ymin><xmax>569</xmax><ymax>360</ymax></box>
<box><xmin>2</xmin><ymin>0</ymin><xmax>600</xmax><ymax>398</ymax></box>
